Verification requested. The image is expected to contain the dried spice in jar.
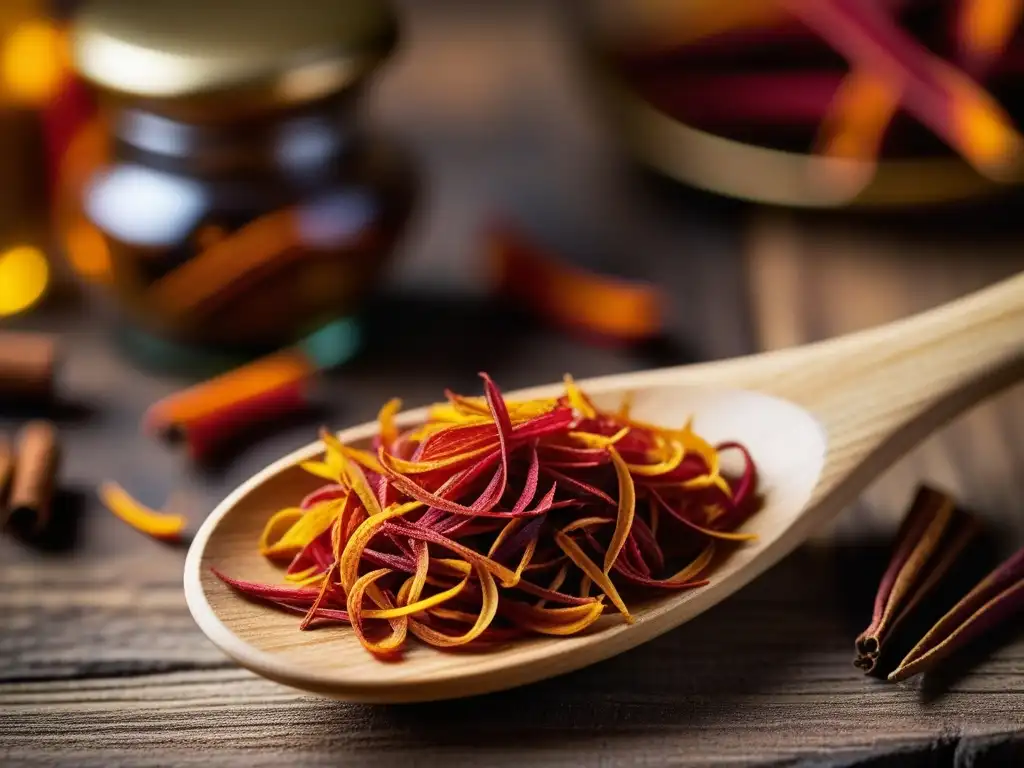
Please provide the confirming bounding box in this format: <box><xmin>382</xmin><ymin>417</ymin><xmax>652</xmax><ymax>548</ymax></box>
<box><xmin>62</xmin><ymin>0</ymin><xmax>416</xmax><ymax>359</ymax></box>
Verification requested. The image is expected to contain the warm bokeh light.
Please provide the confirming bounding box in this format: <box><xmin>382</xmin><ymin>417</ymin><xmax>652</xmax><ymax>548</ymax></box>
<box><xmin>64</xmin><ymin>219</ymin><xmax>112</xmax><ymax>280</ymax></box>
<box><xmin>0</xmin><ymin>245</ymin><xmax>50</xmax><ymax>316</ymax></box>
<box><xmin>1</xmin><ymin>19</ymin><xmax>65</xmax><ymax>105</ymax></box>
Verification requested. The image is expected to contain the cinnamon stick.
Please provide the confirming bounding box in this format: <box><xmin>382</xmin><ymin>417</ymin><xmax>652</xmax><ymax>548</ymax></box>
<box><xmin>854</xmin><ymin>485</ymin><xmax>981</xmax><ymax>675</ymax></box>
<box><xmin>889</xmin><ymin>545</ymin><xmax>1024</xmax><ymax>682</ymax></box>
<box><xmin>6</xmin><ymin>421</ymin><xmax>60</xmax><ymax>533</ymax></box>
<box><xmin>0</xmin><ymin>332</ymin><xmax>58</xmax><ymax>400</ymax></box>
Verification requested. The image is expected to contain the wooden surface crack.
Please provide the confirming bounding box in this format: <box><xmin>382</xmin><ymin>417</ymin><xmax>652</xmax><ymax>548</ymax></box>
<box><xmin>0</xmin><ymin>659</ymin><xmax>237</xmax><ymax>685</ymax></box>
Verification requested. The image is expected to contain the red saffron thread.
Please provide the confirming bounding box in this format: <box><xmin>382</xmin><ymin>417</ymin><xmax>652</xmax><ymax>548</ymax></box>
<box><xmin>215</xmin><ymin>374</ymin><xmax>762</xmax><ymax>657</ymax></box>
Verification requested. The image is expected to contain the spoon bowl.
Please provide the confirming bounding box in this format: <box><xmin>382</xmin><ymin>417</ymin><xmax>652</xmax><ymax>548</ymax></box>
<box><xmin>185</xmin><ymin>272</ymin><xmax>1024</xmax><ymax>702</ymax></box>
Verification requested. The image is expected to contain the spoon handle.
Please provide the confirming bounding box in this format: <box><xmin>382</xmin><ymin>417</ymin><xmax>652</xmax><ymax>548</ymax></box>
<box><xmin>801</xmin><ymin>269</ymin><xmax>1024</xmax><ymax>517</ymax></box>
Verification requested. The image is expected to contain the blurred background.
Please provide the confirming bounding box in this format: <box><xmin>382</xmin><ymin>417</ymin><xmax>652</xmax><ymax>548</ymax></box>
<box><xmin>1</xmin><ymin>0</ymin><xmax>1024</xmax><ymax>535</ymax></box>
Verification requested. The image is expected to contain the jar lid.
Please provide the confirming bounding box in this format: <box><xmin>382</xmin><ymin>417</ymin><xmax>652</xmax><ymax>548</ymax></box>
<box><xmin>72</xmin><ymin>0</ymin><xmax>398</xmax><ymax>108</ymax></box>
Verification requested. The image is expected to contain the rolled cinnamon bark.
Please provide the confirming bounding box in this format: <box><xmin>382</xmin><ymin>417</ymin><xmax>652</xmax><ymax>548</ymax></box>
<box><xmin>0</xmin><ymin>332</ymin><xmax>59</xmax><ymax>400</ymax></box>
<box><xmin>6</xmin><ymin>421</ymin><xmax>60</xmax><ymax>533</ymax></box>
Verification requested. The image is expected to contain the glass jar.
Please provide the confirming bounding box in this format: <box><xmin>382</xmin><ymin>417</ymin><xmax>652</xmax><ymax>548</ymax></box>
<box><xmin>61</xmin><ymin>0</ymin><xmax>415</xmax><ymax>356</ymax></box>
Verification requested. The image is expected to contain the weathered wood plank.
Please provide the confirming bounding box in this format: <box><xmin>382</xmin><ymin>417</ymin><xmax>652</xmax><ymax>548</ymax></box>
<box><xmin>3</xmin><ymin>545</ymin><xmax>1024</xmax><ymax>767</ymax></box>
<box><xmin>3</xmin><ymin>680</ymin><xmax>1022</xmax><ymax>768</ymax></box>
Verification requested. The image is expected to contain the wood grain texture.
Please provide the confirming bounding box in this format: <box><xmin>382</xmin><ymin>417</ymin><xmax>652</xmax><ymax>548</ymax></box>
<box><xmin>5</xmin><ymin>548</ymin><xmax>1024</xmax><ymax>768</ymax></box>
<box><xmin>744</xmin><ymin>212</ymin><xmax>1024</xmax><ymax>545</ymax></box>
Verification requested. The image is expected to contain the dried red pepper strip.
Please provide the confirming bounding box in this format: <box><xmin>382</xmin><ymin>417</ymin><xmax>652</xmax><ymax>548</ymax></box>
<box><xmin>716</xmin><ymin>442</ymin><xmax>758</xmax><ymax>504</ymax></box>
<box><xmin>491</xmin><ymin>516</ymin><xmax>546</xmax><ymax>559</ymax></box>
<box><xmin>538</xmin><ymin>465</ymin><xmax>616</xmax><ymax>505</ymax></box>
<box><xmin>382</xmin><ymin>458</ymin><xmax>559</xmax><ymax>519</ymax></box>
<box><xmin>300</xmin><ymin>484</ymin><xmax>347</xmax><ymax>509</ymax></box>
<box><xmin>434</xmin><ymin>450</ymin><xmax>503</xmax><ymax>499</ymax></box>
<box><xmin>455</xmin><ymin>570</ymin><xmax>598</xmax><ymax>608</ymax></box>
<box><xmin>214</xmin><ymin>569</ymin><xmax>341</xmax><ymax>607</ymax></box>
<box><xmin>360</xmin><ymin>548</ymin><xmax>418</xmax><ymax>573</ymax></box>
<box><xmin>510</xmin><ymin>445</ymin><xmax>540</xmax><ymax>514</ymax></box>
<box><xmin>286</xmin><ymin>525</ymin><xmax>334</xmax><ymax>576</ymax></box>
<box><xmin>538</xmin><ymin>444</ymin><xmax>611</xmax><ymax>462</ymax></box>
<box><xmin>509</xmin><ymin>408</ymin><xmax>577</xmax><ymax>441</ymax></box>
<box><xmin>649</xmin><ymin>488</ymin><xmax>757</xmax><ymax>543</ymax></box>
<box><xmin>420</xmin><ymin>425</ymin><xmax>498</xmax><ymax>459</ymax></box>
<box><xmin>629</xmin><ymin>512</ymin><xmax>666</xmax><ymax>575</ymax></box>
<box><xmin>274</xmin><ymin>602</ymin><xmax>351</xmax><ymax>625</ymax></box>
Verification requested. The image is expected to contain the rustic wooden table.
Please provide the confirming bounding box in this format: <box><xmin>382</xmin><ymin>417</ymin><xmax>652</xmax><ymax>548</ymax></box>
<box><xmin>3</xmin><ymin>2</ymin><xmax>1024</xmax><ymax>766</ymax></box>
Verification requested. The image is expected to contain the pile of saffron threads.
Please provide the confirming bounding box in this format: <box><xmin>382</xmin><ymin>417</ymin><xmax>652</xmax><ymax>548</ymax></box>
<box><xmin>214</xmin><ymin>374</ymin><xmax>761</xmax><ymax>657</ymax></box>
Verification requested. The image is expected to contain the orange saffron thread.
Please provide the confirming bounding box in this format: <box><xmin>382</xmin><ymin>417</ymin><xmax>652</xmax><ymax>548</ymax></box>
<box><xmin>99</xmin><ymin>481</ymin><xmax>187</xmax><ymax>541</ymax></box>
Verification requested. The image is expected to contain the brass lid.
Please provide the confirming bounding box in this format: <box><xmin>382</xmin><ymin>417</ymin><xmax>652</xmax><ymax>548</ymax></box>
<box><xmin>72</xmin><ymin>0</ymin><xmax>398</xmax><ymax>108</ymax></box>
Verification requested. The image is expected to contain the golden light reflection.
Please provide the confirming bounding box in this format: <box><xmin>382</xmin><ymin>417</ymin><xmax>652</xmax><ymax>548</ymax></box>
<box><xmin>1</xmin><ymin>20</ymin><xmax>65</xmax><ymax>105</ymax></box>
<box><xmin>0</xmin><ymin>245</ymin><xmax>50</xmax><ymax>316</ymax></box>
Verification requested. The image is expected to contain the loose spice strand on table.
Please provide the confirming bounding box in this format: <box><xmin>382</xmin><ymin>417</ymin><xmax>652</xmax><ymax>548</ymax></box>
<box><xmin>98</xmin><ymin>482</ymin><xmax>188</xmax><ymax>542</ymax></box>
<box><xmin>215</xmin><ymin>373</ymin><xmax>762</xmax><ymax>658</ymax></box>
<box><xmin>143</xmin><ymin>348</ymin><xmax>318</xmax><ymax>461</ymax></box>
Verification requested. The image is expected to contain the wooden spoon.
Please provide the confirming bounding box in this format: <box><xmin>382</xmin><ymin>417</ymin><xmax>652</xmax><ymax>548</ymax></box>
<box><xmin>185</xmin><ymin>271</ymin><xmax>1024</xmax><ymax>703</ymax></box>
